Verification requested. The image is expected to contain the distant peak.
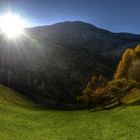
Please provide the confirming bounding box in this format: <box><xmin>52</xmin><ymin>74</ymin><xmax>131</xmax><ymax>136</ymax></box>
<box><xmin>51</xmin><ymin>21</ymin><xmax>97</xmax><ymax>28</ymax></box>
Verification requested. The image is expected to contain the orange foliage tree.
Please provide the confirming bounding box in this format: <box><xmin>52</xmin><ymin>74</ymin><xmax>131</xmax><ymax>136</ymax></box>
<box><xmin>114</xmin><ymin>48</ymin><xmax>134</xmax><ymax>79</ymax></box>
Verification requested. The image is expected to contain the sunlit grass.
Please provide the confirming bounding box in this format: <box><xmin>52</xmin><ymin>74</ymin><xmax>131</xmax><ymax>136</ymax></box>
<box><xmin>1</xmin><ymin>105</ymin><xmax>140</xmax><ymax>140</ymax></box>
<box><xmin>123</xmin><ymin>89</ymin><xmax>140</xmax><ymax>104</ymax></box>
<box><xmin>0</xmin><ymin>85</ymin><xmax>140</xmax><ymax>139</ymax></box>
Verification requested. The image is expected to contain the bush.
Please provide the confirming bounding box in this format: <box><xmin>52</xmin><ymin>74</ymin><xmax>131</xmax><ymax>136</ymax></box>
<box><xmin>79</xmin><ymin>79</ymin><xmax>139</xmax><ymax>109</ymax></box>
<box><xmin>78</xmin><ymin>75</ymin><xmax>107</xmax><ymax>108</ymax></box>
<box><xmin>104</xmin><ymin>79</ymin><xmax>139</xmax><ymax>105</ymax></box>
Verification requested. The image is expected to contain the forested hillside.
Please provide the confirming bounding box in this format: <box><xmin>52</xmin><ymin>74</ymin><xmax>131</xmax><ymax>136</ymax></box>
<box><xmin>0</xmin><ymin>21</ymin><xmax>140</xmax><ymax>106</ymax></box>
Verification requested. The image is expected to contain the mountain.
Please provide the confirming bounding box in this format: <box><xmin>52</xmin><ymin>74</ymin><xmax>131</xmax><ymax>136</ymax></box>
<box><xmin>0</xmin><ymin>21</ymin><xmax>140</xmax><ymax>107</ymax></box>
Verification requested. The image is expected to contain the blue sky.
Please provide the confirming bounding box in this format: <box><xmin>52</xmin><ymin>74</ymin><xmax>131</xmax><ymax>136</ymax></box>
<box><xmin>0</xmin><ymin>0</ymin><xmax>140</xmax><ymax>34</ymax></box>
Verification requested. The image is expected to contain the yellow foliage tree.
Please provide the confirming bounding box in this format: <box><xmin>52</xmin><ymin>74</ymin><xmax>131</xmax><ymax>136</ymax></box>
<box><xmin>135</xmin><ymin>44</ymin><xmax>140</xmax><ymax>57</ymax></box>
<box><xmin>128</xmin><ymin>60</ymin><xmax>140</xmax><ymax>81</ymax></box>
<box><xmin>114</xmin><ymin>48</ymin><xmax>134</xmax><ymax>79</ymax></box>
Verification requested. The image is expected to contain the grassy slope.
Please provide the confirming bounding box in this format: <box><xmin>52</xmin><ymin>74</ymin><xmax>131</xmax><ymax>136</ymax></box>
<box><xmin>0</xmin><ymin>84</ymin><xmax>34</xmax><ymax>107</ymax></box>
<box><xmin>123</xmin><ymin>88</ymin><xmax>140</xmax><ymax>104</ymax></box>
<box><xmin>1</xmin><ymin>105</ymin><xmax>140</xmax><ymax>140</ymax></box>
<box><xmin>0</xmin><ymin>85</ymin><xmax>140</xmax><ymax>140</ymax></box>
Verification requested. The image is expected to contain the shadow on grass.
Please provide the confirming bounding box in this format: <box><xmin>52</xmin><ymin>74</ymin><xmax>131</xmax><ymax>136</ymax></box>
<box><xmin>88</xmin><ymin>103</ymin><xmax>134</xmax><ymax>112</ymax></box>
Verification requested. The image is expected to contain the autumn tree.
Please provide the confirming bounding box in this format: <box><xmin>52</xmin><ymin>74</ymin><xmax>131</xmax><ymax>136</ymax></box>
<box><xmin>127</xmin><ymin>45</ymin><xmax>140</xmax><ymax>82</ymax></box>
<box><xmin>114</xmin><ymin>48</ymin><xmax>134</xmax><ymax>79</ymax></box>
<box><xmin>128</xmin><ymin>59</ymin><xmax>140</xmax><ymax>82</ymax></box>
<box><xmin>78</xmin><ymin>75</ymin><xmax>107</xmax><ymax>108</ymax></box>
<box><xmin>135</xmin><ymin>44</ymin><xmax>140</xmax><ymax>58</ymax></box>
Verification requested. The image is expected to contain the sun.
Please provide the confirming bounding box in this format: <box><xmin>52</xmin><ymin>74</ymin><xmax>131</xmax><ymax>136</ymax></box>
<box><xmin>0</xmin><ymin>13</ymin><xmax>25</xmax><ymax>39</ymax></box>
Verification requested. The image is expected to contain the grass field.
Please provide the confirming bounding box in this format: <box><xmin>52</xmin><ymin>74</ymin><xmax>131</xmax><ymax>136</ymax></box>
<box><xmin>0</xmin><ymin>85</ymin><xmax>140</xmax><ymax>140</ymax></box>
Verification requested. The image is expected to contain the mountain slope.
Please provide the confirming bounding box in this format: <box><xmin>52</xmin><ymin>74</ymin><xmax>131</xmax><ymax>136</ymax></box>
<box><xmin>0</xmin><ymin>21</ymin><xmax>140</xmax><ymax>106</ymax></box>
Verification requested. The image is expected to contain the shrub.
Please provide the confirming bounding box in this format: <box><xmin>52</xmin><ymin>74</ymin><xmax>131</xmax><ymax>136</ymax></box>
<box><xmin>78</xmin><ymin>75</ymin><xmax>107</xmax><ymax>108</ymax></box>
<box><xmin>79</xmin><ymin>79</ymin><xmax>139</xmax><ymax>109</ymax></box>
<box><xmin>104</xmin><ymin>79</ymin><xmax>139</xmax><ymax>105</ymax></box>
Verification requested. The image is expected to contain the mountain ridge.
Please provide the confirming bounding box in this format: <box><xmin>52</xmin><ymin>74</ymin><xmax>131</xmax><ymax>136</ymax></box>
<box><xmin>29</xmin><ymin>21</ymin><xmax>140</xmax><ymax>37</ymax></box>
<box><xmin>0</xmin><ymin>21</ymin><xmax>140</xmax><ymax>107</ymax></box>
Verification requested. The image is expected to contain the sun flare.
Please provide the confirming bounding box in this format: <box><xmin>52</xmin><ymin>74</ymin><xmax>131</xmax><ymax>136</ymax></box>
<box><xmin>0</xmin><ymin>13</ymin><xmax>26</xmax><ymax>39</ymax></box>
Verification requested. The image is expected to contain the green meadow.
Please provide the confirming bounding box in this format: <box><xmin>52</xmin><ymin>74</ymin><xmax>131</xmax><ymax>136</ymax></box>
<box><xmin>0</xmin><ymin>85</ymin><xmax>140</xmax><ymax>140</ymax></box>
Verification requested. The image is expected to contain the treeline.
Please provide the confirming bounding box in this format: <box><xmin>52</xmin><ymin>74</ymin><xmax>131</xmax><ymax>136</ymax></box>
<box><xmin>78</xmin><ymin>45</ymin><xmax>140</xmax><ymax>109</ymax></box>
